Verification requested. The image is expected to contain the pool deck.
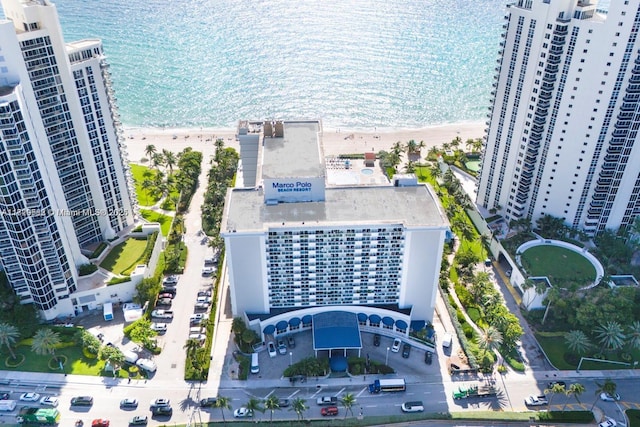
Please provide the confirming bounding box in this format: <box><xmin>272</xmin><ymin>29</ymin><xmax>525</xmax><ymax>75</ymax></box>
<box><xmin>325</xmin><ymin>156</ymin><xmax>389</xmax><ymax>186</ymax></box>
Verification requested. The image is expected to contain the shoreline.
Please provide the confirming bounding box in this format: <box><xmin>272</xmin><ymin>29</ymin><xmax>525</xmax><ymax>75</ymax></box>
<box><xmin>123</xmin><ymin>121</ymin><xmax>486</xmax><ymax>164</ymax></box>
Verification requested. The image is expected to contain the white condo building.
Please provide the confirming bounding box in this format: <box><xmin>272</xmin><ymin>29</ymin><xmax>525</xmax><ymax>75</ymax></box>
<box><xmin>0</xmin><ymin>0</ymin><xmax>135</xmax><ymax>319</ymax></box>
<box><xmin>220</xmin><ymin>120</ymin><xmax>448</xmax><ymax>345</ymax></box>
<box><xmin>477</xmin><ymin>0</ymin><xmax>640</xmax><ymax>235</ymax></box>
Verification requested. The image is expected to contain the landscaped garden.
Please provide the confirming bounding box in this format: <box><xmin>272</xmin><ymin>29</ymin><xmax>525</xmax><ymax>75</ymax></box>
<box><xmin>99</xmin><ymin>237</ymin><xmax>150</xmax><ymax>275</ymax></box>
<box><xmin>140</xmin><ymin>208</ymin><xmax>173</xmax><ymax>236</ymax></box>
<box><xmin>520</xmin><ymin>245</ymin><xmax>596</xmax><ymax>284</ymax></box>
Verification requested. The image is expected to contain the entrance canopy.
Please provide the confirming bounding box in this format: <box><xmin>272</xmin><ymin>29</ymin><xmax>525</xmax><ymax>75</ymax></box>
<box><xmin>312</xmin><ymin>311</ymin><xmax>362</xmax><ymax>351</ymax></box>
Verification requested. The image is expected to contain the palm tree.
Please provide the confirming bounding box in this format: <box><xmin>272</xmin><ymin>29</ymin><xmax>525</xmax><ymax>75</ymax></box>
<box><xmin>214</xmin><ymin>395</ymin><xmax>232</xmax><ymax>425</ymax></box>
<box><xmin>476</xmin><ymin>326</ymin><xmax>503</xmax><ymax>354</ymax></box>
<box><xmin>429</xmin><ymin>161</ymin><xmax>442</xmax><ymax>180</ymax></box>
<box><xmin>31</xmin><ymin>328</ymin><xmax>61</xmax><ymax>362</ymax></box>
<box><xmin>564</xmin><ymin>330</ymin><xmax>591</xmax><ymax>355</ymax></box>
<box><xmin>244</xmin><ymin>397</ymin><xmax>264</xmax><ymax>421</ymax></box>
<box><xmin>479</xmin><ymin>233</ymin><xmax>491</xmax><ymax>259</ymax></box>
<box><xmin>264</xmin><ymin>395</ymin><xmax>280</xmax><ymax>424</ymax></box>
<box><xmin>144</xmin><ymin>144</ymin><xmax>156</xmax><ymax>163</ymax></box>
<box><xmin>340</xmin><ymin>393</ymin><xmax>357</xmax><ymax>419</ymax></box>
<box><xmin>183</xmin><ymin>338</ymin><xmax>200</xmax><ymax>357</ymax></box>
<box><xmin>290</xmin><ymin>397</ymin><xmax>307</xmax><ymax>421</ymax></box>
<box><xmin>564</xmin><ymin>382</ymin><xmax>585</xmax><ymax>410</ymax></box>
<box><xmin>542</xmin><ymin>286</ymin><xmax>560</xmax><ymax>324</ymax></box>
<box><xmin>592</xmin><ymin>379</ymin><xmax>617</xmax><ymax>409</ymax></box>
<box><xmin>163</xmin><ymin>150</ymin><xmax>177</xmax><ymax>173</ymax></box>
<box><xmin>0</xmin><ymin>323</ymin><xmax>20</xmax><ymax>359</ymax></box>
<box><xmin>544</xmin><ymin>382</ymin><xmax>566</xmax><ymax>408</ymax></box>
<box><xmin>406</xmin><ymin>139</ymin><xmax>418</xmax><ymax>156</ymax></box>
<box><xmin>594</xmin><ymin>321</ymin><xmax>626</xmax><ymax>353</ymax></box>
<box><xmin>626</xmin><ymin>320</ymin><xmax>640</xmax><ymax>351</ymax></box>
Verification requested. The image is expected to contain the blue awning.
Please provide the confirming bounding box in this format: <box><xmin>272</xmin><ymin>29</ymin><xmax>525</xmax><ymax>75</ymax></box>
<box><xmin>302</xmin><ymin>315</ymin><xmax>312</xmax><ymax>325</ymax></box>
<box><xmin>382</xmin><ymin>316</ymin><xmax>394</xmax><ymax>326</ymax></box>
<box><xmin>289</xmin><ymin>317</ymin><xmax>301</xmax><ymax>327</ymax></box>
<box><xmin>357</xmin><ymin>313</ymin><xmax>368</xmax><ymax>322</ymax></box>
<box><xmin>263</xmin><ymin>324</ymin><xmax>275</xmax><ymax>335</ymax></box>
<box><xmin>276</xmin><ymin>320</ymin><xmax>288</xmax><ymax>331</ymax></box>
<box><xmin>395</xmin><ymin>319</ymin><xmax>408</xmax><ymax>329</ymax></box>
<box><xmin>410</xmin><ymin>320</ymin><xmax>426</xmax><ymax>331</ymax></box>
<box><xmin>369</xmin><ymin>314</ymin><xmax>381</xmax><ymax>324</ymax></box>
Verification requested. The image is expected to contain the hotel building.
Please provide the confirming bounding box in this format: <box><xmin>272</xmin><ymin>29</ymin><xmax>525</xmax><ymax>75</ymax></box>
<box><xmin>0</xmin><ymin>0</ymin><xmax>135</xmax><ymax>319</ymax></box>
<box><xmin>220</xmin><ymin>120</ymin><xmax>448</xmax><ymax>347</ymax></box>
<box><xmin>477</xmin><ymin>0</ymin><xmax>640</xmax><ymax>235</ymax></box>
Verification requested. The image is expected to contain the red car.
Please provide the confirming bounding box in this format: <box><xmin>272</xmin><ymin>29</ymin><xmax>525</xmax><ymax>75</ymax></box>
<box><xmin>91</xmin><ymin>420</ymin><xmax>109</xmax><ymax>427</ymax></box>
<box><xmin>321</xmin><ymin>406</ymin><xmax>338</xmax><ymax>416</ymax></box>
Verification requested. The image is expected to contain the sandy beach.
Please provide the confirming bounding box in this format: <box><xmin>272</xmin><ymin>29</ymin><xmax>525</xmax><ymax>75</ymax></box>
<box><xmin>123</xmin><ymin>121</ymin><xmax>485</xmax><ymax>164</ymax></box>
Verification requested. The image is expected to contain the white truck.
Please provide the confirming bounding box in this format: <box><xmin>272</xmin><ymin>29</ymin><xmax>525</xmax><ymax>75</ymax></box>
<box><xmin>151</xmin><ymin>309</ymin><xmax>174</xmax><ymax>319</ymax></box>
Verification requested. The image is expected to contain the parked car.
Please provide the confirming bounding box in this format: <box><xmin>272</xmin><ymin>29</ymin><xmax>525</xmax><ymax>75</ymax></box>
<box><xmin>0</xmin><ymin>392</ymin><xmax>9</xmax><ymax>400</ymax></box>
<box><xmin>200</xmin><ymin>397</ymin><xmax>217</xmax><ymax>408</ymax></box>
<box><xmin>321</xmin><ymin>406</ymin><xmax>339</xmax><ymax>416</ymax></box>
<box><xmin>401</xmin><ymin>401</ymin><xmax>424</xmax><ymax>413</ymax></box>
<box><xmin>424</xmin><ymin>351</ymin><xmax>433</xmax><ymax>365</ymax></box>
<box><xmin>316</xmin><ymin>396</ymin><xmax>338</xmax><ymax>406</ymax></box>
<box><xmin>194</xmin><ymin>302</ymin><xmax>209</xmax><ymax>310</ymax></box>
<box><xmin>156</xmin><ymin>298</ymin><xmax>172</xmax><ymax>307</ymax></box>
<box><xmin>196</xmin><ymin>296</ymin><xmax>212</xmax><ymax>304</ymax></box>
<box><xmin>233</xmin><ymin>407</ymin><xmax>253</xmax><ymax>418</ymax></box>
<box><xmin>277</xmin><ymin>339</ymin><xmax>287</xmax><ymax>355</ymax></box>
<box><xmin>120</xmin><ymin>398</ymin><xmax>139</xmax><ymax>408</ymax></box>
<box><xmin>391</xmin><ymin>338</ymin><xmax>401</xmax><ymax>353</ymax></box>
<box><xmin>599</xmin><ymin>418</ymin><xmax>617</xmax><ymax>427</ymax></box>
<box><xmin>40</xmin><ymin>396</ymin><xmax>59</xmax><ymax>407</ymax></box>
<box><xmin>150</xmin><ymin>323</ymin><xmax>167</xmax><ymax>333</ymax></box>
<box><xmin>277</xmin><ymin>398</ymin><xmax>290</xmax><ymax>407</ymax></box>
<box><xmin>202</xmin><ymin>267</ymin><xmax>215</xmax><ymax>275</ymax></box>
<box><xmin>151</xmin><ymin>406</ymin><xmax>172</xmax><ymax>416</ymax></box>
<box><xmin>163</xmin><ymin>275</ymin><xmax>178</xmax><ymax>285</ymax></box>
<box><xmin>160</xmin><ymin>288</ymin><xmax>176</xmax><ymax>296</ymax></box>
<box><xmin>190</xmin><ymin>313</ymin><xmax>205</xmax><ymax>322</ymax></box>
<box><xmin>71</xmin><ymin>396</ymin><xmax>94</xmax><ymax>406</ymax></box>
<box><xmin>287</xmin><ymin>335</ymin><xmax>295</xmax><ymax>348</ymax></box>
<box><xmin>402</xmin><ymin>343</ymin><xmax>411</xmax><ymax>358</ymax></box>
<box><xmin>91</xmin><ymin>420</ymin><xmax>109</xmax><ymax>427</ymax></box>
<box><xmin>197</xmin><ymin>290</ymin><xmax>212</xmax><ymax>297</ymax></box>
<box><xmin>150</xmin><ymin>398</ymin><xmax>170</xmax><ymax>407</ymax></box>
<box><xmin>158</xmin><ymin>293</ymin><xmax>174</xmax><ymax>300</ymax></box>
<box><xmin>373</xmin><ymin>334</ymin><xmax>381</xmax><ymax>347</ymax></box>
<box><xmin>268</xmin><ymin>341</ymin><xmax>277</xmax><ymax>358</ymax></box>
<box><xmin>600</xmin><ymin>392</ymin><xmax>621</xmax><ymax>402</ymax></box>
<box><xmin>129</xmin><ymin>415</ymin><xmax>148</xmax><ymax>425</ymax></box>
<box><xmin>525</xmin><ymin>395</ymin><xmax>548</xmax><ymax>406</ymax></box>
<box><xmin>20</xmin><ymin>392</ymin><xmax>40</xmax><ymax>402</ymax></box>
<box><xmin>188</xmin><ymin>333</ymin><xmax>206</xmax><ymax>342</ymax></box>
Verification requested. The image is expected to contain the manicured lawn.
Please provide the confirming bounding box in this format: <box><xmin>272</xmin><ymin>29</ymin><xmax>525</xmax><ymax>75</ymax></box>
<box><xmin>99</xmin><ymin>238</ymin><xmax>148</xmax><ymax>275</ymax></box>
<box><xmin>130</xmin><ymin>164</ymin><xmax>162</xmax><ymax>206</ymax></box>
<box><xmin>521</xmin><ymin>245</ymin><xmax>596</xmax><ymax>284</ymax></box>
<box><xmin>628</xmin><ymin>409</ymin><xmax>640</xmax><ymax>427</ymax></box>
<box><xmin>140</xmin><ymin>209</ymin><xmax>173</xmax><ymax>236</ymax></box>
<box><xmin>536</xmin><ymin>333</ymin><xmax>640</xmax><ymax>370</ymax></box>
<box><xmin>3</xmin><ymin>343</ymin><xmax>130</xmax><ymax>378</ymax></box>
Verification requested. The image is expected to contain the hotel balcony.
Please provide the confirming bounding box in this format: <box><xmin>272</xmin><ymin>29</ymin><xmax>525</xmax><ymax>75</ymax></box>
<box><xmin>603</xmin><ymin>154</ymin><xmax>619</xmax><ymax>163</ymax></box>
<box><xmin>626</xmin><ymin>84</ymin><xmax>640</xmax><ymax>94</ymax></box>
<box><xmin>601</xmin><ymin>162</ymin><xmax>617</xmax><ymax>171</ymax></box>
<box><xmin>607</xmin><ymin>146</ymin><xmax>622</xmax><ymax>155</ymax></box>
<box><xmin>592</xmin><ymin>192</ymin><xmax>607</xmax><ymax>201</ymax></box>
<box><xmin>630</xmin><ymin>74</ymin><xmax>640</xmax><ymax>84</ymax></box>
<box><xmin>620</xmin><ymin>103</ymin><xmax>636</xmax><ymax>112</ymax></box>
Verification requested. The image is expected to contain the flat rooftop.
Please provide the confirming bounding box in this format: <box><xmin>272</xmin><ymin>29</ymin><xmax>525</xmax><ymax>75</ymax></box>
<box><xmin>223</xmin><ymin>184</ymin><xmax>448</xmax><ymax>232</ymax></box>
<box><xmin>261</xmin><ymin>121</ymin><xmax>324</xmax><ymax>179</ymax></box>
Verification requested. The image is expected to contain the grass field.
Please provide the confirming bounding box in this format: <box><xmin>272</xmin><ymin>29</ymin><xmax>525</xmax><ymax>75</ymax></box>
<box><xmin>99</xmin><ymin>238</ymin><xmax>148</xmax><ymax>275</ymax></box>
<box><xmin>628</xmin><ymin>409</ymin><xmax>640</xmax><ymax>427</ymax></box>
<box><xmin>140</xmin><ymin>209</ymin><xmax>173</xmax><ymax>236</ymax></box>
<box><xmin>521</xmin><ymin>245</ymin><xmax>596</xmax><ymax>284</ymax></box>
<box><xmin>130</xmin><ymin>164</ymin><xmax>162</xmax><ymax>206</ymax></box>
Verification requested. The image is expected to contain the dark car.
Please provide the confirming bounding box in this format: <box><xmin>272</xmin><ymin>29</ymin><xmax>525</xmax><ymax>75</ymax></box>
<box><xmin>547</xmin><ymin>381</ymin><xmax>566</xmax><ymax>389</ymax></box>
<box><xmin>120</xmin><ymin>398</ymin><xmax>138</xmax><ymax>408</ymax></box>
<box><xmin>278</xmin><ymin>398</ymin><xmax>290</xmax><ymax>408</ymax></box>
<box><xmin>402</xmin><ymin>343</ymin><xmax>411</xmax><ymax>358</ymax></box>
<box><xmin>151</xmin><ymin>406</ymin><xmax>172</xmax><ymax>416</ymax></box>
<box><xmin>287</xmin><ymin>335</ymin><xmax>295</xmax><ymax>349</ymax></box>
<box><xmin>373</xmin><ymin>334</ymin><xmax>381</xmax><ymax>347</ymax></box>
<box><xmin>424</xmin><ymin>351</ymin><xmax>432</xmax><ymax>365</ymax></box>
<box><xmin>0</xmin><ymin>392</ymin><xmax>9</xmax><ymax>400</ymax></box>
<box><xmin>71</xmin><ymin>396</ymin><xmax>94</xmax><ymax>406</ymax></box>
<box><xmin>200</xmin><ymin>397</ymin><xmax>217</xmax><ymax>408</ymax></box>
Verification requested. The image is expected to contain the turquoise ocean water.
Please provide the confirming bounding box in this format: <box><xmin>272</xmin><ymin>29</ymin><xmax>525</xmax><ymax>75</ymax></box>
<box><xmin>6</xmin><ymin>1</ymin><xmax>509</xmax><ymax>128</ymax></box>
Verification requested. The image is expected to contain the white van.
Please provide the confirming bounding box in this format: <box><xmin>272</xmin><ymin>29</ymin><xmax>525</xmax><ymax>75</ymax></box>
<box><xmin>123</xmin><ymin>350</ymin><xmax>139</xmax><ymax>364</ymax></box>
<box><xmin>442</xmin><ymin>333</ymin><xmax>453</xmax><ymax>348</ymax></box>
<box><xmin>189</xmin><ymin>326</ymin><xmax>203</xmax><ymax>334</ymax></box>
<box><xmin>250</xmin><ymin>353</ymin><xmax>259</xmax><ymax>374</ymax></box>
<box><xmin>136</xmin><ymin>358</ymin><xmax>157</xmax><ymax>373</ymax></box>
<box><xmin>0</xmin><ymin>400</ymin><xmax>16</xmax><ymax>411</ymax></box>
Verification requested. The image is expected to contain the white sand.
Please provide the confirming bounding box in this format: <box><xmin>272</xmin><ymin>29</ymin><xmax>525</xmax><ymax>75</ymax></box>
<box><xmin>123</xmin><ymin>122</ymin><xmax>485</xmax><ymax>164</ymax></box>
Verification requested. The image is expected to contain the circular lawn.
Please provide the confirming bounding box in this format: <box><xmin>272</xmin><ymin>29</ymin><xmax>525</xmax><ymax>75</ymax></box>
<box><xmin>520</xmin><ymin>245</ymin><xmax>596</xmax><ymax>286</ymax></box>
